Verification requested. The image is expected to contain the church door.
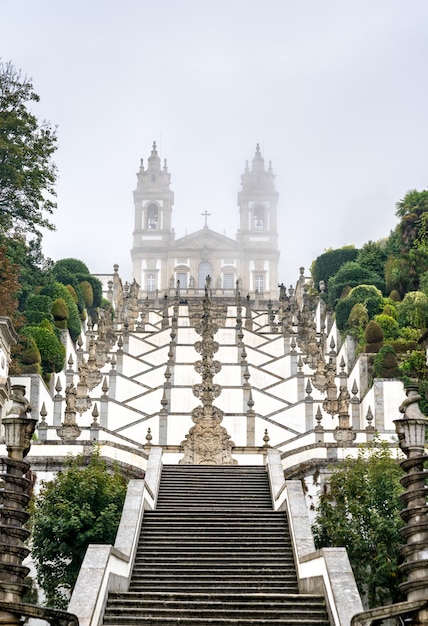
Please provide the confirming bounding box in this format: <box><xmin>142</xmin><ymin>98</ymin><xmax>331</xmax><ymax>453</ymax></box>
<box><xmin>198</xmin><ymin>261</ymin><xmax>213</xmax><ymax>289</ymax></box>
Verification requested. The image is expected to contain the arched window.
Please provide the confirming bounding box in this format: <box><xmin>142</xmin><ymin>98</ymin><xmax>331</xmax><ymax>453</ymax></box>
<box><xmin>198</xmin><ymin>261</ymin><xmax>213</xmax><ymax>289</ymax></box>
<box><xmin>147</xmin><ymin>203</ymin><xmax>158</xmax><ymax>230</ymax></box>
<box><xmin>253</xmin><ymin>205</ymin><xmax>264</xmax><ymax>230</ymax></box>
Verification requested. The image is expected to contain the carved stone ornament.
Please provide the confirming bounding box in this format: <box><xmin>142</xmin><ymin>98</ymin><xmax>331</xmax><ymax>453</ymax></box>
<box><xmin>180</xmin><ymin>290</ymin><xmax>236</xmax><ymax>465</ymax></box>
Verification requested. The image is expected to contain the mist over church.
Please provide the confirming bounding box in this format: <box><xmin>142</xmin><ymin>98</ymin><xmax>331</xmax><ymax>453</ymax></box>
<box><xmin>131</xmin><ymin>142</ymin><xmax>279</xmax><ymax>298</ymax></box>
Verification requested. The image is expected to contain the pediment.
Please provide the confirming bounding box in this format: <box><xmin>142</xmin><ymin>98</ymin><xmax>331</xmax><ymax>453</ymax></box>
<box><xmin>172</xmin><ymin>228</ymin><xmax>239</xmax><ymax>252</ymax></box>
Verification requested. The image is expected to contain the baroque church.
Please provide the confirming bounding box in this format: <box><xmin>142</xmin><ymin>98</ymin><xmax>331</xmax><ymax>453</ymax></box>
<box><xmin>0</xmin><ymin>145</ymin><xmax>424</xmax><ymax>626</ymax></box>
<box><xmin>131</xmin><ymin>142</ymin><xmax>279</xmax><ymax>299</ymax></box>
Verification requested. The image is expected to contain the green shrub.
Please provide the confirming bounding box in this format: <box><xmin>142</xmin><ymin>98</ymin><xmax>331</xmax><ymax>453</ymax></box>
<box><xmin>364</xmin><ymin>320</ymin><xmax>384</xmax><ymax>353</ymax></box>
<box><xmin>374</xmin><ymin>314</ymin><xmax>400</xmax><ymax>339</ymax></box>
<box><xmin>41</xmin><ymin>282</ymin><xmax>81</xmax><ymax>341</ymax></box>
<box><xmin>399</xmin><ymin>326</ymin><xmax>421</xmax><ymax>341</ymax></box>
<box><xmin>389</xmin><ymin>290</ymin><xmax>401</xmax><ymax>302</ymax></box>
<box><xmin>388</xmin><ymin>339</ymin><xmax>418</xmax><ymax>353</ymax></box>
<box><xmin>53</xmin><ymin>258</ymin><xmax>90</xmax><ymax>278</ymax></box>
<box><xmin>382</xmin><ymin>302</ymin><xmax>397</xmax><ymax>318</ymax></box>
<box><xmin>399</xmin><ymin>349</ymin><xmax>427</xmax><ymax>379</ymax></box>
<box><xmin>78</xmin><ymin>274</ymin><xmax>103</xmax><ymax>308</ymax></box>
<box><xmin>25</xmin><ymin>294</ymin><xmax>54</xmax><ymax>325</ymax></box>
<box><xmin>312</xmin><ymin>247</ymin><xmax>359</xmax><ymax>290</ymax></box>
<box><xmin>79</xmin><ymin>280</ymin><xmax>93</xmax><ymax>307</ymax></box>
<box><xmin>348</xmin><ymin>303</ymin><xmax>369</xmax><ymax>329</ymax></box>
<box><xmin>12</xmin><ymin>334</ymin><xmax>41</xmax><ymax>374</ymax></box>
<box><xmin>51</xmin><ymin>297</ymin><xmax>69</xmax><ymax>321</ymax></box>
<box><xmin>23</xmin><ymin>324</ymin><xmax>65</xmax><ymax>375</ymax></box>
<box><xmin>334</xmin><ymin>284</ymin><xmax>383</xmax><ymax>331</ymax></box>
<box><xmin>328</xmin><ymin>262</ymin><xmax>385</xmax><ymax>307</ymax></box>
<box><xmin>397</xmin><ymin>291</ymin><xmax>428</xmax><ymax>330</ymax></box>
<box><xmin>373</xmin><ymin>345</ymin><xmax>400</xmax><ymax>378</ymax></box>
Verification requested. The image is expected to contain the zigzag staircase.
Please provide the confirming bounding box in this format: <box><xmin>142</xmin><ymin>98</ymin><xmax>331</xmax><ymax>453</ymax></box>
<box><xmin>103</xmin><ymin>464</ymin><xmax>330</xmax><ymax>625</ymax></box>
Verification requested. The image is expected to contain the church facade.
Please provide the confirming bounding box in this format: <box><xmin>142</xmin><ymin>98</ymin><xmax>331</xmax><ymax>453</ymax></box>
<box><xmin>131</xmin><ymin>143</ymin><xmax>280</xmax><ymax>298</ymax></box>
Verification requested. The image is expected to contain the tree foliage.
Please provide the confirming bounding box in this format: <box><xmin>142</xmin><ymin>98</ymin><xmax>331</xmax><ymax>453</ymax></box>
<box><xmin>356</xmin><ymin>240</ymin><xmax>388</xmax><ymax>279</ymax></box>
<box><xmin>0</xmin><ymin>60</ymin><xmax>57</xmax><ymax>235</ymax></box>
<box><xmin>397</xmin><ymin>291</ymin><xmax>428</xmax><ymax>330</ymax></box>
<box><xmin>312</xmin><ymin>440</ymin><xmax>404</xmax><ymax>608</ymax></box>
<box><xmin>0</xmin><ymin>243</ymin><xmax>20</xmax><ymax>320</ymax></box>
<box><xmin>31</xmin><ymin>448</ymin><xmax>128</xmax><ymax>609</ymax></box>
<box><xmin>335</xmin><ymin>284</ymin><xmax>383</xmax><ymax>331</ymax></box>
<box><xmin>311</xmin><ymin>246</ymin><xmax>359</xmax><ymax>290</ymax></box>
<box><xmin>22</xmin><ymin>321</ymin><xmax>65</xmax><ymax>377</ymax></box>
<box><xmin>328</xmin><ymin>262</ymin><xmax>385</xmax><ymax>307</ymax></box>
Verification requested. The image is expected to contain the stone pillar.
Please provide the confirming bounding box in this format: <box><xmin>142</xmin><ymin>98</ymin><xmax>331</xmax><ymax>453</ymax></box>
<box><xmin>394</xmin><ymin>385</ymin><xmax>428</xmax><ymax>619</ymax></box>
<box><xmin>0</xmin><ymin>385</ymin><xmax>35</xmax><ymax>626</ymax></box>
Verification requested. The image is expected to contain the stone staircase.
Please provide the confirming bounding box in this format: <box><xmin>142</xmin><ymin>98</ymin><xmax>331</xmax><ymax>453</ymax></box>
<box><xmin>103</xmin><ymin>465</ymin><xmax>330</xmax><ymax>625</ymax></box>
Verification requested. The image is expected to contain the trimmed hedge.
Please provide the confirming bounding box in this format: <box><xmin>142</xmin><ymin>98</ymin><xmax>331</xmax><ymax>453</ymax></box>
<box><xmin>41</xmin><ymin>282</ymin><xmax>81</xmax><ymax>341</ymax></box>
<box><xmin>312</xmin><ymin>247</ymin><xmax>359</xmax><ymax>289</ymax></box>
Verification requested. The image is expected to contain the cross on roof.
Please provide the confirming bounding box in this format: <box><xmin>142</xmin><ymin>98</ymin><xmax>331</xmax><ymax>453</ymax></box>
<box><xmin>201</xmin><ymin>210</ymin><xmax>211</xmax><ymax>228</ymax></box>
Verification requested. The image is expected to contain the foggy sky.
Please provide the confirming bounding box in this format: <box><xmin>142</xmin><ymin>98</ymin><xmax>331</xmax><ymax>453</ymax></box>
<box><xmin>2</xmin><ymin>0</ymin><xmax>428</xmax><ymax>286</ymax></box>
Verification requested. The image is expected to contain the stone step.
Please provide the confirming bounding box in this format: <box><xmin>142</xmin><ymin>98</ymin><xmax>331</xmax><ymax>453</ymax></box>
<box><xmin>104</xmin><ymin>606</ymin><xmax>328</xmax><ymax>619</ymax></box>
<box><xmin>107</xmin><ymin>591</ymin><xmax>324</xmax><ymax>605</ymax></box>
<box><xmin>101</xmin><ymin>464</ymin><xmax>330</xmax><ymax>626</ymax></box>
<box><xmin>103</xmin><ymin>617</ymin><xmax>329</xmax><ymax>626</ymax></box>
<box><xmin>134</xmin><ymin>554</ymin><xmax>294</xmax><ymax>563</ymax></box>
<box><xmin>137</xmin><ymin>541</ymin><xmax>293</xmax><ymax>559</ymax></box>
<box><xmin>130</xmin><ymin>577</ymin><xmax>298</xmax><ymax>595</ymax></box>
<box><xmin>130</xmin><ymin>570</ymin><xmax>298</xmax><ymax>580</ymax></box>
<box><xmin>142</xmin><ymin>512</ymin><xmax>286</xmax><ymax>522</ymax></box>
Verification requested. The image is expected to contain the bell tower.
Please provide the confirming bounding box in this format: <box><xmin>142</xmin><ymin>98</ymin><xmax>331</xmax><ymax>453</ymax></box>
<box><xmin>131</xmin><ymin>142</ymin><xmax>175</xmax><ymax>290</ymax></box>
<box><xmin>237</xmin><ymin>144</ymin><xmax>280</xmax><ymax>296</ymax></box>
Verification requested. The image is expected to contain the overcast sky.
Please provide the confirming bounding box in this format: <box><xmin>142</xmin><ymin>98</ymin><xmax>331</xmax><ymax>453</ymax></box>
<box><xmin>2</xmin><ymin>0</ymin><xmax>428</xmax><ymax>286</ymax></box>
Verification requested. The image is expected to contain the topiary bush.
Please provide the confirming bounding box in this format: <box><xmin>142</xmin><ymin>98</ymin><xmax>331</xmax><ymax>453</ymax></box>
<box><xmin>373</xmin><ymin>345</ymin><xmax>400</xmax><ymax>379</ymax></box>
<box><xmin>51</xmin><ymin>297</ymin><xmax>69</xmax><ymax>329</ymax></box>
<box><xmin>41</xmin><ymin>282</ymin><xmax>81</xmax><ymax>341</ymax></box>
<box><xmin>25</xmin><ymin>294</ymin><xmax>54</xmax><ymax>325</ymax></box>
<box><xmin>79</xmin><ymin>280</ymin><xmax>93</xmax><ymax>308</ymax></box>
<box><xmin>364</xmin><ymin>320</ymin><xmax>384</xmax><ymax>353</ymax></box>
<box><xmin>22</xmin><ymin>323</ymin><xmax>65</xmax><ymax>378</ymax></box>
<box><xmin>10</xmin><ymin>334</ymin><xmax>41</xmax><ymax>375</ymax></box>
<box><xmin>312</xmin><ymin>247</ymin><xmax>359</xmax><ymax>290</ymax></box>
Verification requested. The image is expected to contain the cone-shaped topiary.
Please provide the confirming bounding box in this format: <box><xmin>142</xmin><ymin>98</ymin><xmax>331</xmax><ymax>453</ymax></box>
<box><xmin>79</xmin><ymin>280</ymin><xmax>93</xmax><ymax>308</ymax></box>
<box><xmin>364</xmin><ymin>320</ymin><xmax>384</xmax><ymax>353</ymax></box>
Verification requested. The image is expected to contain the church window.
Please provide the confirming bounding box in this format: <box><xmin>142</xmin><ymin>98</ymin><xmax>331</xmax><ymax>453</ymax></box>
<box><xmin>253</xmin><ymin>205</ymin><xmax>264</xmax><ymax>230</ymax></box>
<box><xmin>177</xmin><ymin>272</ymin><xmax>187</xmax><ymax>289</ymax></box>
<box><xmin>223</xmin><ymin>273</ymin><xmax>234</xmax><ymax>290</ymax></box>
<box><xmin>146</xmin><ymin>274</ymin><xmax>156</xmax><ymax>292</ymax></box>
<box><xmin>198</xmin><ymin>261</ymin><xmax>213</xmax><ymax>289</ymax></box>
<box><xmin>151</xmin><ymin>174</ymin><xmax>156</xmax><ymax>182</ymax></box>
<box><xmin>147</xmin><ymin>203</ymin><xmax>159</xmax><ymax>230</ymax></box>
<box><xmin>255</xmin><ymin>274</ymin><xmax>264</xmax><ymax>294</ymax></box>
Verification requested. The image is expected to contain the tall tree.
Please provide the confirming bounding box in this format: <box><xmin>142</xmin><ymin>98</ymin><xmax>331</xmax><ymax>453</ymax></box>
<box><xmin>0</xmin><ymin>60</ymin><xmax>57</xmax><ymax>235</ymax></box>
